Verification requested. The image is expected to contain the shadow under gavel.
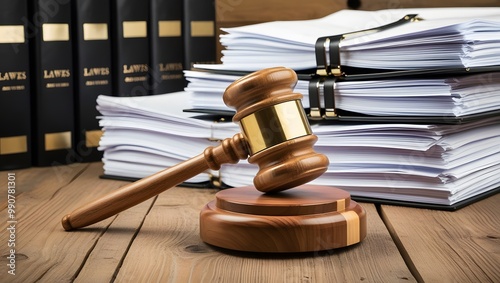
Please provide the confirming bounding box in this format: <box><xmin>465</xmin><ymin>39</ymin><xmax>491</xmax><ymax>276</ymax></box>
<box><xmin>61</xmin><ymin>67</ymin><xmax>329</xmax><ymax>231</ymax></box>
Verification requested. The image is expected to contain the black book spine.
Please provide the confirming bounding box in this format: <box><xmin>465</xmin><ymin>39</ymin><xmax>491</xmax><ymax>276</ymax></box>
<box><xmin>29</xmin><ymin>0</ymin><xmax>75</xmax><ymax>166</ymax></box>
<box><xmin>111</xmin><ymin>0</ymin><xmax>150</xmax><ymax>96</ymax></box>
<box><xmin>72</xmin><ymin>0</ymin><xmax>112</xmax><ymax>162</ymax></box>
<box><xmin>149</xmin><ymin>0</ymin><xmax>185</xmax><ymax>94</ymax></box>
<box><xmin>183</xmin><ymin>0</ymin><xmax>216</xmax><ymax>69</ymax></box>
<box><xmin>0</xmin><ymin>0</ymin><xmax>31</xmax><ymax>170</ymax></box>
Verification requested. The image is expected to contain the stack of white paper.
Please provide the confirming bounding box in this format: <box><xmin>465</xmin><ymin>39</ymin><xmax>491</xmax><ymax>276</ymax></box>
<box><xmin>184</xmin><ymin>70</ymin><xmax>500</xmax><ymax>117</ymax></box>
<box><xmin>195</xmin><ymin>8</ymin><xmax>500</xmax><ymax>72</ymax></box>
<box><xmin>97</xmin><ymin>92</ymin><xmax>238</xmax><ymax>182</ymax></box>
<box><xmin>97</xmin><ymin>91</ymin><xmax>500</xmax><ymax>206</ymax></box>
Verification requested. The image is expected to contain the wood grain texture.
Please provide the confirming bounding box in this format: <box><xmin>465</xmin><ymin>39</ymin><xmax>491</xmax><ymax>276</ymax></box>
<box><xmin>73</xmin><ymin>197</ymin><xmax>155</xmax><ymax>283</ymax></box>
<box><xmin>0</xmin><ymin>163</ymin><xmax>147</xmax><ymax>282</ymax></box>
<box><xmin>115</xmin><ymin>186</ymin><xmax>415</xmax><ymax>282</ymax></box>
<box><xmin>6</xmin><ymin>163</ymin><xmax>497</xmax><ymax>282</ymax></box>
<box><xmin>214</xmin><ymin>185</ymin><xmax>351</xmax><ymax>215</ymax></box>
<box><xmin>1</xmin><ymin>163</ymin><xmax>89</xmax><ymax>282</ymax></box>
<box><xmin>200</xmin><ymin>185</ymin><xmax>366</xmax><ymax>252</ymax></box>
<box><xmin>61</xmin><ymin>133</ymin><xmax>248</xmax><ymax>230</ymax></box>
<box><xmin>381</xmin><ymin>193</ymin><xmax>500</xmax><ymax>283</ymax></box>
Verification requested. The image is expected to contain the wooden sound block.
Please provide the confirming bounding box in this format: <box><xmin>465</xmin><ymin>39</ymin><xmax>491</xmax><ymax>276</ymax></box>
<box><xmin>200</xmin><ymin>185</ymin><xmax>367</xmax><ymax>253</ymax></box>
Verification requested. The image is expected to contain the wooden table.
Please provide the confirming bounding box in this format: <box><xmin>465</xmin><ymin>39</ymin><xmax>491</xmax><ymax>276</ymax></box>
<box><xmin>1</xmin><ymin>162</ymin><xmax>498</xmax><ymax>282</ymax></box>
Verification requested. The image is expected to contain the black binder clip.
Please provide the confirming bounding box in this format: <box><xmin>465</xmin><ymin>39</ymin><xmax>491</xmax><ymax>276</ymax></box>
<box><xmin>209</xmin><ymin>173</ymin><xmax>222</xmax><ymax>188</ymax></box>
<box><xmin>308</xmin><ymin>76</ymin><xmax>338</xmax><ymax>119</ymax></box>
<box><xmin>315</xmin><ymin>35</ymin><xmax>344</xmax><ymax>77</ymax></box>
<box><xmin>315</xmin><ymin>14</ymin><xmax>420</xmax><ymax>77</ymax></box>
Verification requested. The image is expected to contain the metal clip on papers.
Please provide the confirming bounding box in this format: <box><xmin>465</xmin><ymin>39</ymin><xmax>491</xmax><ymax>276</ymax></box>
<box><xmin>314</xmin><ymin>14</ymin><xmax>420</xmax><ymax>77</ymax></box>
<box><xmin>311</xmin><ymin>14</ymin><xmax>421</xmax><ymax>119</ymax></box>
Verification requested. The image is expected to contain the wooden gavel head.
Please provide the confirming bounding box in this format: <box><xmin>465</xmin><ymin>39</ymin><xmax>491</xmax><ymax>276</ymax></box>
<box><xmin>60</xmin><ymin>67</ymin><xmax>331</xmax><ymax>231</ymax></box>
<box><xmin>223</xmin><ymin>67</ymin><xmax>329</xmax><ymax>193</ymax></box>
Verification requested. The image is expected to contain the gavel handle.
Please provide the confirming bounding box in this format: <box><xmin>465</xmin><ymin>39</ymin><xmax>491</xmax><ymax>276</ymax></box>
<box><xmin>61</xmin><ymin>134</ymin><xmax>248</xmax><ymax>231</ymax></box>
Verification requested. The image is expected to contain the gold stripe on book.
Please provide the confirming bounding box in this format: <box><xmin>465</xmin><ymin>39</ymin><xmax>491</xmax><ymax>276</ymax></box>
<box><xmin>122</xmin><ymin>21</ymin><xmax>147</xmax><ymax>38</ymax></box>
<box><xmin>42</xmin><ymin>24</ymin><xmax>70</xmax><ymax>41</ymax></box>
<box><xmin>45</xmin><ymin>131</ymin><xmax>72</xmax><ymax>151</ymax></box>
<box><xmin>0</xmin><ymin>25</ymin><xmax>25</xmax><ymax>43</ymax></box>
<box><xmin>190</xmin><ymin>21</ymin><xmax>214</xmax><ymax>37</ymax></box>
<box><xmin>158</xmin><ymin>21</ymin><xmax>181</xmax><ymax>37</ymax></box>
<box><xmin>0</xmin><ymin>135</ymin><xmax>27</xmax><ymax>155</ymax></box>
<box><xmin>83</xmin><ymin>23</ymin><xmax>108</xmax><ymax>40</ymax></box>
<box><xmin>341</xmin><ymin>210</ymin><xmax>360</xmax><ymax>246</ymax></box>
<box><xmin>85</xmin><ymin>130</ymin><xmax>103</xmax><ymax>148</ymax></box>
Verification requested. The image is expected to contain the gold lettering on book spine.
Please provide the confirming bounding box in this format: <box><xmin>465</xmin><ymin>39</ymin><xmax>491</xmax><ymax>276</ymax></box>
<box><xmin>0</xmin><ymin>72</ymin><xmax>27</xmax><ymax>81</ymax></box>
<box><xmin>83</xmin><ymin>67</ymin><xmax>110</xmax><ymax>77</ymax></box>
<box><xmin>43</xmin><ymin>69</ymin><xmax>71</xmax><ymax>79</ymax></box>
<box><xmin>123</xmin><ymin>64</ymin><xmax>148</xmax><ymax>74</ymax></box>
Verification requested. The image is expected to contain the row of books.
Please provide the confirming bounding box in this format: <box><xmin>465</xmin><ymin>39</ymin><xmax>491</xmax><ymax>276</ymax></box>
<box><xmin>98</xmin><ymin>7</ymin><xmax>500</xmax><ymax>209</ymax></box>
<box><xmin>0</xmin><ymin>0</ymin><xmax>216</xmax><ymax>170</ymax></box>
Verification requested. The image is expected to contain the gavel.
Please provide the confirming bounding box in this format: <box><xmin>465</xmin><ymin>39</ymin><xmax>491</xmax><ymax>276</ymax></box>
<box><xmin>62</xmin><ymin>67</ymin><xmax>330</xmax><ymax>231</ymax></box>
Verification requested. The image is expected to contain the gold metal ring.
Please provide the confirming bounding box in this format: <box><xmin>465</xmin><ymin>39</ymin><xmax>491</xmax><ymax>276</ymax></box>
<box><xmin>239</xmin><ymin>100</ymin><xmax>311</xmax><ymax>154</ymax></box>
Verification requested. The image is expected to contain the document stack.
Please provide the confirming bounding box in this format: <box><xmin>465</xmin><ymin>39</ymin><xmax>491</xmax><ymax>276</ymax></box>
<box><xmin>99</xmin><ymin>8</ymin><xmax>500</xmax><ymax>210</ymax></box>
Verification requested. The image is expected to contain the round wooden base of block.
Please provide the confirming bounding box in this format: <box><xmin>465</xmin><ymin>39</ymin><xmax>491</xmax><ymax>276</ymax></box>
<box><xmin>200</xmin><ymin>185</ymin><xmax>366</xmax><ymax>253</ymax></box>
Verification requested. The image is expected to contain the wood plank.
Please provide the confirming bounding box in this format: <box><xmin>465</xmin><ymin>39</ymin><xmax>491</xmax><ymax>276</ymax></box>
<box><xmin>73</xmin><ymin>197</ymin><xmax>155</xmax><ymax>282</ymax></box>
<box><xmin>1</xmin><ymin>163</ymin><xmax>86</xmax><ymax>203</ymax></box>
<box><xmin>381</xmin><ymin>194</ymin><xmax>500</xmax><ymax>283</ymax></box>
<box><xmin>0</xmin><ymin>163</ymin><xmax>149</xmax><ymax>282</ymax></box>
<box><xmin>0</xmin><ymin>163</ymin><xmax>89</xmax><ymax>281</ymax></box>
<box><xmin>115</xmin><ymin>187</ymin><xmax>415</xmax><ymax>282</ymax></box>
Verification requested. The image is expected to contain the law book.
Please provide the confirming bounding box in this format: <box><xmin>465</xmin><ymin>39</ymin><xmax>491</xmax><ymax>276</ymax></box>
<box><xmin>111</xmin><ymin>0</ymin><xmax>150</xmax><ymax>96</ymax></box>
<box><xmin>149</xmin><ymin>0</ymin><xmax>185</xmax><ymax>94</ymax></box>
<box><xmin>0</xmin><ymin>0</ymin><xmax>31</xmax><ymax>170</ymax></box>
<box><xmin>96</xmin><ymin>91</ymin><xmax>500</xmax><ymax>210</ymax></box>
<box><xmin>29</xmin><ymin>0</ymin><xmax>75</xmax><ymax>166</ymax></box>
<box><xmin>183</xmin><ymin>0</ymin><xmax>217</xmax><ymax>70</ymax></box>
<box><xmin>72</xmin><ymin>0</ymin><xmax>112</xmax><ymax>162</ymax></box>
